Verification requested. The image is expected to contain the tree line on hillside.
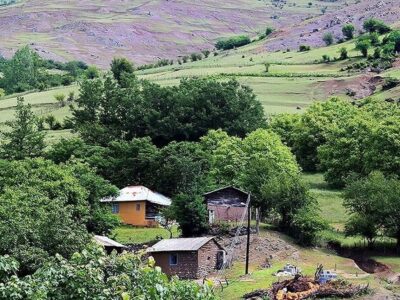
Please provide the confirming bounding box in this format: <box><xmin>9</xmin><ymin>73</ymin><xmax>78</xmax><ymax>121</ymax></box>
<box><xmin>0</xmin><ymin>46</ymin><xmax>100</xmax><ymax>95</ymax></box>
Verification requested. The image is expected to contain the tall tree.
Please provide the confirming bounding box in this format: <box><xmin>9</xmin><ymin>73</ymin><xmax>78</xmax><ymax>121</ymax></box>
<box><xmin>0</xmin><ymin>97</ymin><xmax>45</xmax><ymax>160</ymax></box>
<box><xmin>1</xmin><ymin>46</ymin><xmax>41</xmax><ymax>93</ymax></box>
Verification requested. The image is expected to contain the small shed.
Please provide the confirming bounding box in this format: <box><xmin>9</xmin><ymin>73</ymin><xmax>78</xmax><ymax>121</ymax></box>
<box><xmin>147</xmin><ymin>237</ymin><xmax>225</xmax><ymax>279</ymax></box>
<box><xmin>94</xmin><ymin>235</ymin><xmax>126</xmax><ymax>253</ymax></box>
<box><xmin>204</xmin><ymin>186</ymin><xmax>249</xmax><ymax>223</ymax></box>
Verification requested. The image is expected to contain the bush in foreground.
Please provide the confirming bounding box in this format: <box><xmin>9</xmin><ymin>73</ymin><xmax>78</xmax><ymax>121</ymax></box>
<box><xmin>0</xmin><ymin>245</ymin><xmax>216</xmax><ymax>299</ymax></box>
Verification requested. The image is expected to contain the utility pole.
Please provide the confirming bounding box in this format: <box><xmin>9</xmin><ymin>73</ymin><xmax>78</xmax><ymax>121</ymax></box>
<box><xmin>245</xmin><ymin>195</ymin><xmax>251</xmax><ymax>275</ymax></box>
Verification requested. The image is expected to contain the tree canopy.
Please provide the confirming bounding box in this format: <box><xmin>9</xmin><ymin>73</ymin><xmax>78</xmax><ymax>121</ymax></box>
<box><xmin>72</xmin><ymin>75</ymin><xmax>265</xmax><ymax>146</ymax></box>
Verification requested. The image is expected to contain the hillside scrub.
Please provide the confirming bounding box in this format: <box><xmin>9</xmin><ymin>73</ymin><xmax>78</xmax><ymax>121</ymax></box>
<box><xmin>215</xmin><ymin>35</ymin><xmax>251</xmax><ymax>50</ymax></box>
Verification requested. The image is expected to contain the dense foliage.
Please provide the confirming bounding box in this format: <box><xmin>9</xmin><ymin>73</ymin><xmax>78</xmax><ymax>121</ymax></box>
<box><xmin>0</xmin><ymin>158</ymin><xmax>119</xmax><ymax>274</ymax></box>
<box><xmin>215</xmin><ymin>35</ymin><xmax>251</xmax><ymax>50</ymax></box>
<box><xmin>0</xmin><ymin>46</ymin><xmax>87</xmax><ymax>94</ymax></box>
<box><xmin>72</xmin><ymin>74</ymin><xmax>265</xmax><ymax>146</ymax></box>
<box><xmin>0</xmin><ymin>97</ymin><xmax>45</xmax><ymax>160</ymax></box>
<box><xmin>269</xmin><ymin>98</ymin><xmax>400</xmax><ymax>188</ymax></box>
<box><xmin>0</xmin><ymin>245</ymin><xmax>216</xmax><ymax>299</ymax></box>
<box><xmin>344</xmin><ymin>172</ymin><xmax>400</xmax><ymax>250</ymax></box>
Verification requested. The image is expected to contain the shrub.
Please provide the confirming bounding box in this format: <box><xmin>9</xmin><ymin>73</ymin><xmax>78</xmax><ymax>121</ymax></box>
<box><xmin>363</xmin><ymin>18</ymin><xmax>391</xmax><ymax>34</ymax></box>
<box><xmin>355</xmin><ymin>38</ymin><xmax>371</xmax><ymax>57</ymax></box>
<box><xmin>382</xmin><ymin>77</ymin><xmax>399</xmax><ymax>91</ymax></box>
<box><xmin>190</xmin><ymin>53</ymin><xmax>202</xmax><ymax>62</ymax></box>
<box><xmin>54</xmin><ymin>93</ymin><xmax>66</xmax><ymax>107</ymax></box>
<box><xmin>322</xmin><ymin>32</ymin><xmax>334</xmax><ymax>46</ymax></box>
<box><xmin>342</xmin><ymin>24</ymin><xmax>355</xmax><ymax>40</ymax></box>
<box><xmin>339</xmin><ymin>47</ymin><xmax>348</xmax><ymax>60</ymax></box>
<box><xmin>201</xmin><ymin>50</ymin><xmax>211</xmax><ymax>58</ymax></box>
<box><xmin>299</xmin><ymin>45</ymin><xmax>311</xmax><ymax>52</ymax></box>
<box><xmin>322</xmin><ymin>54</ymin><xmax>331</xmax><ymax>62</ymax></box>
<box><xmin>265</xmin><ymin>27</ymin><xmax>274</xmax><ymax>36</ymax></box>
<box><xmin>215</xmin><ymin>35</ymin><xmax>251</xmax><ymax>50</ymax></box>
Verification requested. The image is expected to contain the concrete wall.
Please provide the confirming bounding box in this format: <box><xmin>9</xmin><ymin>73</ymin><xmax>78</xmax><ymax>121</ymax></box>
<box><xmin>115</xmin><ymin>201</ymin><xmax>157</xmax><ymax>226</ymax></box>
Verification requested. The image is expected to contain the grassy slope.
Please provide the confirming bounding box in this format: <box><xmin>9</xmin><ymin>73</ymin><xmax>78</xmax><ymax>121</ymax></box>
<box><xmin>137</xmin><ymin>39</ymin><xmax>362</xmax><ymax>114</ymax></box>
<box><xmin>112</xmin><ymin>225</ymin><xmax>180</xmax><ymax>245</ymax></box>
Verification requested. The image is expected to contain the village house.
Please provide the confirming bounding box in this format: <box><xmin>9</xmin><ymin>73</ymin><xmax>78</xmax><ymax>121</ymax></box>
<box><xmin>204</xmin><ymin>186</ymin><xmax>249</xmax><ymax>224</ymax></box>
<box><xmin>101</xmin><ymin>186</ymin><xmax>171</xmax><ymax>226</ymax></box>
<box><xmin>147</xmin><ymin>237</ymin><xmax>226</xmax><ymax>279</ymax></box>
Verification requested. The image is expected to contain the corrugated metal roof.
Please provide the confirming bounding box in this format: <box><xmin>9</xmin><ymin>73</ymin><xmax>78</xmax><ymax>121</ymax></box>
<box><xmin>101</xmin><ymin>186</ymin><xmax>171</xmax><ymax>206</ymax></box>
<box><xmin>147</xmin><ymin>237</ymin><xmax>216</xmax><ymax>252</ymax></box>
<box><xmin>94</xmin><ymin>235</ymin><xmax>126</xmax><ymax>248</ymax></box>
<box><xmin>203</xmin><ymin>186</ymin><xmax>249</xmax><ymax>196</ymax></box>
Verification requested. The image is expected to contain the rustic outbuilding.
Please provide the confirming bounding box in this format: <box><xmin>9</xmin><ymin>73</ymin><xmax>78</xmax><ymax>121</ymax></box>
<box><xmin>101</xmin><ymin>186</ymin><xmax>171</xmax><ymax>226</ymax></box>
<box><xmin>204</xmin><ymin>186</ymin><xmax>249</xmax><ymax>223</ymax></box>
<box><xmin>94</xmin><ymin>235</ymin><xmax>126</xmax><ymax>253</ymax></box>
<box><xmin>147</xmin><ymin>237</ymin><xmax>226</xmax><ymax>279</ymax></box>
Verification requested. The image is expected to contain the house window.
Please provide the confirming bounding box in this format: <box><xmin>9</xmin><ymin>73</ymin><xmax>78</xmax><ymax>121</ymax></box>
<box><xmin>111</xmin><ymin>203</ymin><xmax>119</xmax><ymax>214</ymax></box>
<box><xmin>169</xmin><ymin>253</ymin><xmax>178</xmax><ymax>266</ymax></box>
<box><xmin>136</xmin><ymin>203</ymin><xmax>141</xmax><ymax>211</ymax></box>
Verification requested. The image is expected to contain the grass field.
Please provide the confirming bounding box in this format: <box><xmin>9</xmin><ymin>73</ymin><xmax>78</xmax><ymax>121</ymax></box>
<box><xmin>112</xmin><ymin>225</ymin><xmax>180</xmax><ymax>245</ymax></box>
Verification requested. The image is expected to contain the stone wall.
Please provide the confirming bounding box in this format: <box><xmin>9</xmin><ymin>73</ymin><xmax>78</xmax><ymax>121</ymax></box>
<box><xmin>151</xmin><ymin>251</ymin><xmax>198</xmax><ymax>279</ymax></box>
<box><xmin>197</xmin><ymin>239</ymin><xmax>224</xmax><ymax>278</ymax></box>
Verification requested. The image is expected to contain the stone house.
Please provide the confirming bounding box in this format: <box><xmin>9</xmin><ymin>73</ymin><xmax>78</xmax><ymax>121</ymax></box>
<box><xmin>204</xmin><ymin>186</ymin><xmax>249</xmax><ymax>224</ymax></box>
<box><xmin>147</xmin><ymin>237</ymin><xmax>226</xmax><ymax>279</ymax></box>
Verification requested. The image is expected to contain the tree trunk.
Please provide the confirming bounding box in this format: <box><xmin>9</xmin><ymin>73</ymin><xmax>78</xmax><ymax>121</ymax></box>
<box><xmin>255</xmin><ymin>208</ymin><xmax>261</xmax><ymax>234</ymax></box>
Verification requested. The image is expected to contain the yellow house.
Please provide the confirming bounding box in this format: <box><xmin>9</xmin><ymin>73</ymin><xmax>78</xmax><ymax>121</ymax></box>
<box><xmin>101</xmin><ymin>186</ymin><xmax>171</xmax><ymax>227</ymax></box>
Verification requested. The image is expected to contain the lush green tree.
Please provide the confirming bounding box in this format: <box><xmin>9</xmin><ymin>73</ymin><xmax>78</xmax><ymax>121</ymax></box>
<box><xmin>342</xmin><ymin>24</ymin><xmax>355</xmax><ymax>40</ymax></box>
<box><xmin>201</xmin><ymin>129</ymin><xmax>245</xmax><ymax>187</ymax></box>
<box><xmin>110</xmin><ymin>57</ymin><xmax>134</xmax><ymax>84</ymax></box>
<box><xmin>318</xmin><ymin>99</ymin><xmax>400</xmax><ymax>187</ymax></box>
<box><xmin>383</xmin><ymin>30</ymin><xmax>400</xmax><ymax>53</ymax></box>
<box><xmin>368</xmin><ymin>32</ymin><xmax>380</xmax><ymax>46</ymax></box>
<box><xmin>0</xmin><ymin>245</ymin><xmax>216</xmax><ymax>299</ymax></box>
<box><xmin>344</xmin><ymin>172</ymin><xmax>400</xmax><ymax>250</ymax></box>
<box><xmin>363</xmin><ymin>18</ymin><xmax>391</xmax><ymax>34</ymax></box>
<box><xmin>155</xmin><ymin>141</ymin><xmax>210</xmax><ymax>197</ymax></box>
<box><xmin>318</xmin><ymin>114</ymin><xmax>373</xmax><ymax>187</ymax></box>
<box><xmin>292</xmin><ymin>98</ymin><xmax>357</xmax><ymax>172</ymax></box>
<box><xmin>85</xmin><ymin>65</ymin><xmax>100</xmax><ymax>79</ymax></box>
<box><xmin>290</xmin><ymin>205</ymin><xmax>328</xmax><ymax>246</ymax></box>
<box><xmin>72</xmin><ymin>76</ymin><xmax>265</xmax><ymax>146</ymax></box>
<box><xmin>0</xmin><ymin>97</ymin><xmax>45</xmax><ymax>160</ymax></box>
<box><xmin>1</xmin><ymin>46</ymin><xmax>41</xmax><ymax>94</ymax></box>
<box><xmin>0</xmin><ymin>158</ymin><xmax>119</xmax><ymax>273</ymax></box>
<box><xmin>322</xmin><ymin>32</ymin><xmax>334</xmax><ymax>46</ymax></box>
<box><xmin>215</xmin><ymin>35</ymin><xmax>251</xmax><ymax>50</ymax></box>
<box><xmin>168</xmin><ymin>194</ymin><xmax>209</xmax><ymax>237</ymax></box>
<box><xmin>339</xmin><ymin>47</ymin><xmax>348</xmax><ymax>60</ymax></box>
<box><xmin>355</xmin><ymin>37</ymin><xmax>371</xmax><ymax>57</ymax></box>
<box><xmin>267</xmin><ymin>113</ymin><xmax>301</xmax><ymax>147</ymax></box>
